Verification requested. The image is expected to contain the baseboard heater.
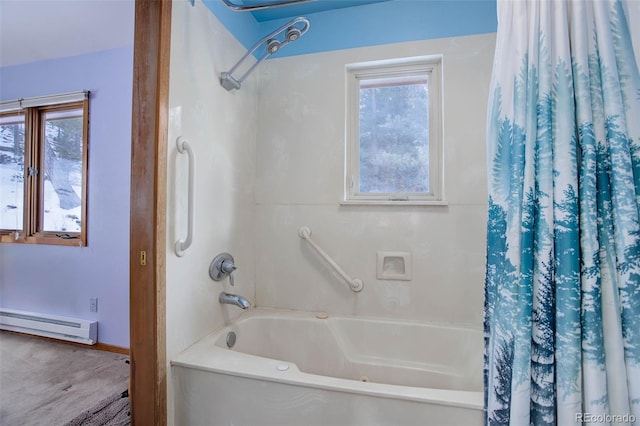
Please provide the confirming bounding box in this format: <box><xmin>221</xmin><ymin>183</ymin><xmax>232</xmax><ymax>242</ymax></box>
<box><xmin>0</xmin><ymin>308</ymin><xmax>97</xmax><ymax>345</ymax></box>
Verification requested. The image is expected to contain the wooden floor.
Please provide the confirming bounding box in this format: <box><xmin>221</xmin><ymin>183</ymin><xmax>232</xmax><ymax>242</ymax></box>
<box><xmin>0</xmin><ymin>331</ymin><xmax>130</xmax><ymax>426</ymax></box>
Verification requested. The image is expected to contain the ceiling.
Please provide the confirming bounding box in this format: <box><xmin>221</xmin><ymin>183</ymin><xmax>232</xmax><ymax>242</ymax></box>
<box><xmin>0</xmin><ymin>0</ymin><xmax>135</xmax><ymax>67</ymax></box>
<box><xmin>0</xmin><ymin>0</ymin><xmax>390</xmax><ymax>67</ymax></box>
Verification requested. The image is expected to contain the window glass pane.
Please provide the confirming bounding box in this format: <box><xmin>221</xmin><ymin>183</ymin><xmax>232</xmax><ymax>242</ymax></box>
<box><xmin>0</xmin><ymin>114</ymin><xmax>25</xmax><ymax>230</ymax></box>
<box><xmin>42</xmin><ymin>108</ymin><xmax>83</xmax><ymax>233</ymax></box>
<box><xmin>358</xmin><ymin>77</ymin><xmax>429</xmax><ymax>193</ymax></box>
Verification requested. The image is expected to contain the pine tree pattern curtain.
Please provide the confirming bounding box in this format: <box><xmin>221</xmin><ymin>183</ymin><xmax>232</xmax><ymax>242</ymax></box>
<box><xmin>484</xmin><ymin>0</ymin><xmax>640</xmax><ymax>424</ymax></box>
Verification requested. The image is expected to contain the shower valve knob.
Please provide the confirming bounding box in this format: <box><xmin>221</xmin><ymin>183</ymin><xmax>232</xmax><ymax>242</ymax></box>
<box><xmin>210</xmin><ymin>253</ymin><xmax>237</xmax><ymax>286</ymax></box>
<box><xmin>221</xmin><ymin>260</ymin><xmax>236</xmax><ymax>286</ymax></box>
<box><xmin>221</xmin><ymin>260</ymin><xmax>236</xmax><ymax>274</ymax></box>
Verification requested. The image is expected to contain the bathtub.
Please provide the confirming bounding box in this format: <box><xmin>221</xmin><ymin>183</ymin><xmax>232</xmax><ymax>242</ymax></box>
<box><xmin>172</xmin><ymin>308</ymin><xmax>484</xmax><ymax>426</ymax></box>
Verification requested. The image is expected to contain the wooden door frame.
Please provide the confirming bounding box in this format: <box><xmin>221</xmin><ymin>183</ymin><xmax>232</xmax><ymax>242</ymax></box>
<box><xmin>130</xmin><ymin>0</ymin><xmax>171</xmax><ymax>424</ymax></box>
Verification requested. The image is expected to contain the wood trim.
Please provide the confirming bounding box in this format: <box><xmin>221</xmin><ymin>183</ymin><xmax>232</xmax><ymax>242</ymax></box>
<box><xmin>26</xmin><ymin>108</ymin><xmax>38</xmax><ymax>237</ymax></box>
<box><xmin>130</xmin><ymin>0</ymin><xmax>171</xmax><ymax>425</ymax></box>
<box><xmin>0</xmin><ymin>101</ymin><xmax>89</xmax><ymax>246</ymax></box>
<box><xmin>94</xmin><ymin>342</ymin><xmax>131</xmax><ymax>355</ymax></box>
<box><xmin>81</xmin><ymin>97</ymin><xmax>90</xmax><ymax>245</ymax></box>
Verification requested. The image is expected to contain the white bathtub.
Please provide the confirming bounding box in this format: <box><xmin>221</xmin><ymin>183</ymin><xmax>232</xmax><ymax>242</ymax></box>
<box><xmin>172</xmin><ymin>308</ymin><xmax>484</xmax><ymax>426</ymax></box>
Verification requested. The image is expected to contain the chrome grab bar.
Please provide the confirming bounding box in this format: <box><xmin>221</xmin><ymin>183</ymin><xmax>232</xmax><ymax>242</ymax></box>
<box><xmin>298</xmin><ymin>226</ymin><xmax>364</xmax><ymax>292</ymax></box>
<box><xmin>175</xmin><ymin>136</ymin><xmax>194</xmax><ymax>257</ymax></box>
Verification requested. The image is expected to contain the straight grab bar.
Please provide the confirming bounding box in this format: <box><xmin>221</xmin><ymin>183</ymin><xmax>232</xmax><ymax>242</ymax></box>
<box><xmin>298</xmin><ymin>226</ymin><xmax>364</xmax><ymax>292</ymax></box>
<box><xmin>175</xmin><ymin>136</ymin><xmax>194</xmax><ymax>257</ymax></box>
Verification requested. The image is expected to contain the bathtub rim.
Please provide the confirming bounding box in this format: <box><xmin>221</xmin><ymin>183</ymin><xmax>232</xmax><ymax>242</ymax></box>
<box><xmin>226</xmin><ymin>307</ymin><xmax>484</xmax><ymax>332</ymax></box>
<box><xmin>171</xmin><ymin>307</ymin><xmax>484</xmax><ymax>411</ymax></box>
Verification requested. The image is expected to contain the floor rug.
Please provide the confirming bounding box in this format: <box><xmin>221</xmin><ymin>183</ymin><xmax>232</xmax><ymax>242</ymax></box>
<box><xmin>0</xmin><ymin>331</ymin><xmax>130</xmax><ymax>426</ymax></box>
<box><xmin>63</xmin><ymin>391</ymin><xmax>130</xmax><ymax>426</ymax></box>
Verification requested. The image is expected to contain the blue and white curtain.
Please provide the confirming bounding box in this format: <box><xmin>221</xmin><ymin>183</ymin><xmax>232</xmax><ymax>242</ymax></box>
<box><xmin>484</xmin><ymin>0</ymin><xmax>640</xmax><ymax>425</ymax></box>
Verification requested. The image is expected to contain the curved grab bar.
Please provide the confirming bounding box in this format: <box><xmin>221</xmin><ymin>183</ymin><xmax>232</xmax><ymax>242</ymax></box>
<box><xmin>175</xmin><ymin>137</ymin><xmax>194</xmax><ymax>257</ymax></box>
<box><xmin>298</xmin><ymin>226</ymin><xmax>364</xmax><ymax>292</ymax></box>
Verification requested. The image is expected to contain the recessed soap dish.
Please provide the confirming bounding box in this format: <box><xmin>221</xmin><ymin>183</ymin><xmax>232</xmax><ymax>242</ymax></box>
<box><xmin>377</xmin><ymin>251</ymin><xmax>412</xmax><ymax>281</ymax></box>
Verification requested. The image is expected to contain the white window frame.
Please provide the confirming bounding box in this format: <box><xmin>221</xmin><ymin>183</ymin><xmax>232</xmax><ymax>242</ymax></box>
<box><xmin>343</xmin><ymin>55</ymin><xmax>445</xmax><ymax>206</ymax></box>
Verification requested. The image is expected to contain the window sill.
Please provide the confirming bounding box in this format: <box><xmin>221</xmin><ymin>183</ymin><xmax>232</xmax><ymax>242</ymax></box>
<box><xmin>1</xmin><ymin>233</ymin><xmax>85</xmax><ymax>246</ymax></box>
<box><xmin>340</xmin><ymin>199</ymin><xmax>449</xmax><ymax>207</ymax></box>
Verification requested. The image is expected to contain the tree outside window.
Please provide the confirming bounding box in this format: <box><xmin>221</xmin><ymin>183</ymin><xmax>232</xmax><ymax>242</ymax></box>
<box><xmin>345</xmin><ymin>56</ymin><xmax>443</xmax><ymax>204</ymax></box>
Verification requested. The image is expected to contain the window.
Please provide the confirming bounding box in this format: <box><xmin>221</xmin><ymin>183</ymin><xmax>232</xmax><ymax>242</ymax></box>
<box><xmin>0</xmin><ymin>92</ymin><xmax>89</xmax><ymax>246</ymax></box>
<box><xmin>344</xmin><ymin>56</ymin><xmax>444</xmax><ymax>205</ymax></box>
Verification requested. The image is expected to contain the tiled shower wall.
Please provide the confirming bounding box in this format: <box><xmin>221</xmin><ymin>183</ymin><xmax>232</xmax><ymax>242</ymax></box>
<box><xmin>166</xmin><ymin>1</ymin><xmax>258</xmax><ymax>422</ymax></box>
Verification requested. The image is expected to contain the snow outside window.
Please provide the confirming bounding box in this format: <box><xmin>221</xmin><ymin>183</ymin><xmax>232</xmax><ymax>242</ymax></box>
<box><xmin>0</xmin><ymin>96</ymin><xmax>89</xmax><ymax>246</ymax></box>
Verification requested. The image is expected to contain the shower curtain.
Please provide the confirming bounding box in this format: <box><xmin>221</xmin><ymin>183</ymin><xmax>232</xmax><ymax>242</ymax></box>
<box><xmin>484</xmin><ymin>0</ymin><xmax>640</xmax><ymax>425</ymax></box>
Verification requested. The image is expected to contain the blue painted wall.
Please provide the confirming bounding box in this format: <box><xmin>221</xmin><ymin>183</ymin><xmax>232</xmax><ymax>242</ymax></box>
<box><xmin>205</xmin><ymin>0</ymin><xmax>497</xmax><ymax>58</ymax></box>
<box><xmin>201</xmin><ymin>0</ymin><xmax>261</xmax><ymax>52</ymax></box>
<box><xmin>0</xmin><ymin>46</ymin><xmax>133</xmax><ymax>348</ymax></box>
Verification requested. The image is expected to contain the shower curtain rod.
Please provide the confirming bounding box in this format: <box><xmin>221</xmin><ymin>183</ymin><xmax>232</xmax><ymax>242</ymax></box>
<box><xmin>220</xmin><ymin>0</ymin><xmax>312</xmax><ymax>11</ymax></box>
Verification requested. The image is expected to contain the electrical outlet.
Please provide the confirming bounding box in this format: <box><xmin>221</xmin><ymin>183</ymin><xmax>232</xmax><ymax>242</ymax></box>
<box><xmin>90</xmin><ymin>298</ymin><xmax>98</xmax><ymax>313</ymax></box>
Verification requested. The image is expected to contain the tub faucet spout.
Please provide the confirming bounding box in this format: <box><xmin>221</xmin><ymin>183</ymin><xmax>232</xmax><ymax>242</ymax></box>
<box><xmin>219</xmin><ymin>292</ymin><xmax>251</xmax><ymax>310</ymax></box>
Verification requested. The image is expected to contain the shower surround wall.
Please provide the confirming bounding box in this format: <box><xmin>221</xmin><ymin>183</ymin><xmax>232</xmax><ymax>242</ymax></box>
<box><xmin>166</xmin><ymin>1</ymin><xmax>257</xmax><ymax>423</ymax></box>
<box><xmin>255</xmin><ymin>33</ymin><xmax>495</xmax><ymax>325</ymax></box>
<box><xmin>166</xmin><ymin>1</ymin><xmax>494</xmax><ymax>423</ymax></box>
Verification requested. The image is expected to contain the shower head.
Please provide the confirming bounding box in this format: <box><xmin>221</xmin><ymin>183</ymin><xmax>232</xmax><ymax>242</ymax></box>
<box><xmin>219</xmin><ymin>17</ymin><xmax>310</xmax><ymax>91</ymax></box>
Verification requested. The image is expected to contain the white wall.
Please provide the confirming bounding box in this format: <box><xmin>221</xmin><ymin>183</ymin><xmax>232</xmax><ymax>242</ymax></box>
<box><xmin>165</xmin><ymin>1</ymin><xmax>257</xmax><ymax>423</ymax></box>
<box><xmin>254</xmin><ymin>34</ymin><xmax>496</xmax><ymax>326</ymax></box>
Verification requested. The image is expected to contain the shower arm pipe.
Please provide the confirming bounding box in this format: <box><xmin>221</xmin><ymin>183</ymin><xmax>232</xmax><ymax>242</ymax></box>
<box><xmin>175</xmin><ymin>137</ymin><xmax>194</xmax><ymax>257</ymax></box>
<box><xmin>298</xmin><ymin>226</ymin><xmax>364</xmax><ymax>292</ymax></box>
<box><xmin>220</xmin><ymin>0</ymin><xmax>312</xmax><ymax>11</ymax></box>
<box><xmin>220</xmin><ymin>17</ymin><xmax>309</xmax><ymax>91</ymax></box>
